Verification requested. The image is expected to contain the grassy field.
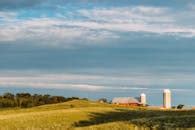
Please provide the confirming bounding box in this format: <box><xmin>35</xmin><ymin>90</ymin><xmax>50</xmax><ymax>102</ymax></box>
<box><xmin>0</xmin><ymin>100</ymin><xmax>194</xmax><ymax>130</ymax></box>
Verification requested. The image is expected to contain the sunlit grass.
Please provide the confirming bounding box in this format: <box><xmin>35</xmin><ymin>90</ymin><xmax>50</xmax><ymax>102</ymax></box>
<box><xmin>0</xmin><ymin>100</ymin><xmax>114</xmax><ymax>129</ymax></box>
<box><xmin>0</xmin><ymin>100</ymin><xmax>194</xmax><ymax>129</ymax></box>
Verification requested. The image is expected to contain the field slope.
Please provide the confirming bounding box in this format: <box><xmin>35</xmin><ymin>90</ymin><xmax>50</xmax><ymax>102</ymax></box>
<box><xmin>0</xmin><ymin>100</ymin><xmax>194</xmax><ymax>130</ymax></box>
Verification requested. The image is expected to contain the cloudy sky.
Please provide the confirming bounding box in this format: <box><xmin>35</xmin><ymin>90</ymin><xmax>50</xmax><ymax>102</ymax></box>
<box><xmin>1</xmin><ymin>0</ymin><xmax>195</xmax><ymax>105</ymax></box>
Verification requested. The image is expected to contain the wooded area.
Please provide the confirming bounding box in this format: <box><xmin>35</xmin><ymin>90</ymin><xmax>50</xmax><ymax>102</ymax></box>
<box><xmin>0</xmin><ymin>93</ymin><xmax>81</xmax><ymax>108</ymax></box>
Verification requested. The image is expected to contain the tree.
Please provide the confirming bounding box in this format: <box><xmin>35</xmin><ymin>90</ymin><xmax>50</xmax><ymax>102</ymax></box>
<box><xmin>16</xmin><ymin>93</ymin><xmax>31</xmax><ymax>98</ymax></box>
<box><xmin>98</xmin><ymin>98</ymin><xmax>107</xmax><ymax>103</ymax></box>
<box><xmin>177</xmin><ymin>104</ymin><xmax>184</xmax><ymax>109</ymax></box>
<box><xmin>3</xmin><ymin>93</ymin><xmax>15</xmax><ymax>100</ymax></box>
<box><xmin>0</xmin><ymin>99</ymin><xmax>16</xmax><ymax>108</ymax></box>
<box><xmin>0</xmin><ymin>92</ymin><xmax>76</xmax><ymax>108</ymax></box>
<box><xmin>20</xmin><ymin>98</ymin><xmax>33</xmax><ymax>108</ymax></box>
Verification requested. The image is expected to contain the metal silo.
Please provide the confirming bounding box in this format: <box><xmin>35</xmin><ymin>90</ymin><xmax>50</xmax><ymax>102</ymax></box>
<box><xmin>163</xmin><ymin>89</ymin><xmax>171</xmax><ymax>109</ymax></box>
<box><xmin>140</xmin><ymin>93</ymin><xmax>146</xmax><ymax>106</ymax></box>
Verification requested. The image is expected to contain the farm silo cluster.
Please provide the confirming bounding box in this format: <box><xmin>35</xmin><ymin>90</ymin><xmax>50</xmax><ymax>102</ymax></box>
<box><xmin>112</xmin><ymin>89</ymin><xmax>171</xmax><ymax>109</ymax></box>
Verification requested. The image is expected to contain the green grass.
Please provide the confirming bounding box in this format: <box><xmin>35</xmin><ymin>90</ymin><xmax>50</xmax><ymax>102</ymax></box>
<box><xmin>0</xmin><ymin>100</ymin><xmax>114</xmax><ymax>129</ymax></box>
<box><xmin>0</xmin><ymin>100</ymin><xmax>194</xmax><ymax>130</ymax></box>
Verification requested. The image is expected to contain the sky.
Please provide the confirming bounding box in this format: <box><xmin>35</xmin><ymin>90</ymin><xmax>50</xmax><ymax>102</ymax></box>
<box><xmin>1</xmin><ymin>0</ymin><xmax>195</xmax><ymax>106</ymax></box>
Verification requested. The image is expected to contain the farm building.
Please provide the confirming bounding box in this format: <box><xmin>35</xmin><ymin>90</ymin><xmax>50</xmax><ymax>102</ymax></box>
<box><xmin>112</xmin><ymin>97</ymin><xmax>141</xmax><ymax>106</ymax></box>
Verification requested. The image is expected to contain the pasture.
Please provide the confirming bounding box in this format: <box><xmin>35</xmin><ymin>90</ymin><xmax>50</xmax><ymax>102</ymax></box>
<box><xmin>0</xmin><ymin>100</ymin><xmax>194</xmax><ymax>130</ymax></box>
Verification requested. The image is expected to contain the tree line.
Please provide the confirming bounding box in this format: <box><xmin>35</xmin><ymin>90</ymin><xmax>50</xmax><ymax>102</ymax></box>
<box><xmin>0</xmin><ymin>92</ymin><xmax>81</xmax><ymax>108</ymax></box>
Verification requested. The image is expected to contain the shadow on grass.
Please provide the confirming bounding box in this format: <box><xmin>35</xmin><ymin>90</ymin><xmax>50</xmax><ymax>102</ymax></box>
<box><xmin>74</xmin><ymin>109</ymin><xmax>158</xmax><ymax>127</ymax></box>
<box><xmin>74</xmin><ymin>108</ymin><xmax>195</xmax><ymax>128</ymax></box>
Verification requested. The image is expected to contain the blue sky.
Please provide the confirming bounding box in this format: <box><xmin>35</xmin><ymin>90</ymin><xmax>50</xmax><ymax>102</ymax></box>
<box><xmin>1</xmin><ymin>0</ymin><xmax>195</xmax><ymax>105</ymax></box>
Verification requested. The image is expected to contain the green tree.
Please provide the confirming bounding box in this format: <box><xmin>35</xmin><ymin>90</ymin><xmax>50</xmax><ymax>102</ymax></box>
<box><xmin>3</xmin><ymin>93</ymin><xmax>15</xmax><ymax>100</ymax></box>
<box><xmin>177</xmin><ymin>104</ymin><xmax>184</xmax><ymax>109</ymax></box>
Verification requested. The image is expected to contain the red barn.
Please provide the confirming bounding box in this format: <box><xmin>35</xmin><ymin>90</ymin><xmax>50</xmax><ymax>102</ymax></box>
<box><xmin>112</xmin><ymin>97</ymin><xmax>141</xmax><ymax>106</ymax></box>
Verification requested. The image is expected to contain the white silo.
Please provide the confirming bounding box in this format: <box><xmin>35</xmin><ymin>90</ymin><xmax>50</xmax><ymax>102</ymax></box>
<box><xmin>140</xmin><ymin>93</ymin><xmax>146</xmax><ymax>106</ymax></box>
<box><xmin>163</xmin><ymin>89</ymin><xmax>171</xmax><ymax>109</ymax></box>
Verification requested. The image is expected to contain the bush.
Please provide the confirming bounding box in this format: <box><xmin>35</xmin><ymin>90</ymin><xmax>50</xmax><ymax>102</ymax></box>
<box><xmin>177</xmin><ymin>104</ymin><xmax>184</xmax><ymax>109</ymax></box>
<box><xmin>98</xmin><ymin>98</ymin><xmax>107</xmax><ymax>103</ymax></box>
<box><xmin>0</xmin><ymin>99</ymin><xmax>16</xmax><ymax>108</ymax></box>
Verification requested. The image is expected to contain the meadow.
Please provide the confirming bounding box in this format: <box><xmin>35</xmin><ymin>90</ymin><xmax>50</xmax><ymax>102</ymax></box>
<box><xmin>0</xmin><ymin>99</ymin><xmax>194</xmax><ymax>130</ymax></box>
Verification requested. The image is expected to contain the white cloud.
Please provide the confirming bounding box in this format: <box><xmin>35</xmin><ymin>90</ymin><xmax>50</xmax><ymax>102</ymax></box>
<box><xmin>78</xmin><ymin>6</ymin><xmax>172</xmax><ymax>23</ymax></box>
<box><xmin>75</xmin><ymin>7</ymin><xmax>195</xmax><ymax>37</ymax></box>
<box><xmin>0</xmin><ymin>11</ymin><xmax>17</xmax><ymax>21</ymax></box>
<box><xmin>0</xmin><ymin>71</ymin><xmax>195</xmax><ymax>92</ymax></box>
<box><xmin>0</xmin><ymin>6</ymin><xmax>195</xmax><ymax>45</ymax></box>
<box><xmin>0</xmin><ymin>17</ymin><xmax>119</xmax><ymax>44</ymax></box>
<box><xmin>131</xmin><ymin>6</ymin><xmax>167</xmax><ymax>15</ymax></box>
<box><xmin>0</xmin><ymin>82</ymin><xmax>104</xmax><ymax>91</ymax></box>
<box><xmin>0</xmin><ymin>73</ymin><xmax>149</xmax><ymax>91</ymax></box>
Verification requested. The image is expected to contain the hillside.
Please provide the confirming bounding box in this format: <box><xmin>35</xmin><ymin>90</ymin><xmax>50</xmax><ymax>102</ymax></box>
<box><xmin>0</xmin><ymin>100</ymin><xmax>194</xmax><ymax>130</ymax></box>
